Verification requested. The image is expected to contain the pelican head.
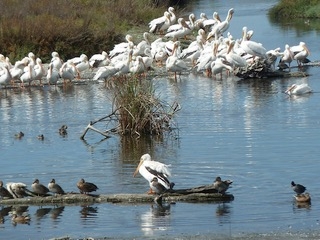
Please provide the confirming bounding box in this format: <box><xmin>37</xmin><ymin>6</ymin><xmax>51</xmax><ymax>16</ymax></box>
<box><xmin>285</xmin><ymin>84</ymin><xmax>297</xmax><ymax>94</ymax></box>
<box><xmin>227</xmin><ymin>8</ymin><xmax>234</xmax><ymax>21</ymax></box>
<box><xmin>133</xmin><ymin>153</ymin><xmax>151</xmax><ymax>177</ymax></box>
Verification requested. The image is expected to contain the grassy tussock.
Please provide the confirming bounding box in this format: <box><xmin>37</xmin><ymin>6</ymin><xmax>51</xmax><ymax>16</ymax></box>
<box><xmin>109</xmin><ymin>75</ymin><xmax>179</xmax><ymax>136</ymax></box>
<box><xmin>269</xmin><ymin>0</ymin><xmax>320</xmax><ymax>18</ymax></box>
<box><xmin>0</xmin><ymin>0</ymin><xmax>169</xmax><ymax>62</ymax></box>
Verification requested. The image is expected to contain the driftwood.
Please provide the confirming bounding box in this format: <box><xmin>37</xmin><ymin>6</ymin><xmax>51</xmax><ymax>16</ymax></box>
<box><xmin>0</xmin><ymin>184</ymin><xmax>234</xmax><ymax>206</ymax></box>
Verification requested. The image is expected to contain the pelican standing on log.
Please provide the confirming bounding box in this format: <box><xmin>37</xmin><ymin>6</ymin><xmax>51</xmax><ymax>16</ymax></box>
<box><xmin>133</xmin><ymin>153</ymin><xmax>174</xmax><ymax>194</ymax></box>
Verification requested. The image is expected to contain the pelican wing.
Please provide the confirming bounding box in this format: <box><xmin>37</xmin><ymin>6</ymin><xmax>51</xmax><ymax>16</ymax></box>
<box><xmin>145</xmin><ymin>166</ymin><xmax>170</xmax><ymax>187</ymax></box>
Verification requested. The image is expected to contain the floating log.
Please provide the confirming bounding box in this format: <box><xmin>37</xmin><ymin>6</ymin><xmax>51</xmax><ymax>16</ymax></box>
<box><xmin>0</xmin><ymin>184</ymin><xmax>234</xmax><ymax>206</ymax></box>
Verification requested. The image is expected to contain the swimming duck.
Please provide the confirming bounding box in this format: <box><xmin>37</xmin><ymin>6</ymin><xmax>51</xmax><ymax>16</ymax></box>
<box><xmin>11</xmin><ymin>213</ymin><xmax>31</xmax><ymax>224</ymax></box>
<box><xmin>294</xmin><ymin>193</ymin><xmax>311</xmax><ymax>203</ymax></box>
<box><xmin>77</xmin><ymin>178</ymin><xmax>98</xmax><ymax>194</ymax></box>
<box><xmin>59</xmin><ymin>125</ymin><xmax>68</xmax><ymax>135</ymax></box>
<box><xmin>32</xmin><ymin>179</ymin><xmax>50</xmax><ymax>196</ymax></box>
<box><xmin>14</xmin><ymin>131</ymin><xmax>24</xmax><ymax>139</ymax></box>
<box><xmin>48</xmin><ymin>179</ymin><xmax>65</xmax><ymax>195</ymax></box>
<box><xmin>291</xmin><ymin>181</ymin><xmax>306</xmax><ymax>195</ymax></box>
<box><xmin>213</xmin><ymin>176</ymin><xmax>233</xmax><ymax>194</ymax></box>
<box><xmin>0</xmin><ymin>181</ymin><xmax>13</xmax><ymax>199</ymax></box>
<box><xmin>37</xmin><ymin>134</ymin><xmax>44</xmax><ymax>140</ymax></box>
<box><xmin>150</xmin><ymin>177</ymin><xmax>167</xmax><ymax>195</ymax></box>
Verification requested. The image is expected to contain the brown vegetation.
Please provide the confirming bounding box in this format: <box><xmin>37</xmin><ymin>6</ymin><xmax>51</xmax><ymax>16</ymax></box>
<box><xmin>0</xmin><ymin>0</ymin><xmax>172</xmax><ymax>62</ymax></box>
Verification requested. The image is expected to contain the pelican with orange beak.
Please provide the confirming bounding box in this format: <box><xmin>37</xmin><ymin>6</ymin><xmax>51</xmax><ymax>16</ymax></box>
<box><xmin>133</xmin><ymin>153</ymin><xmax>174</xmax><ymax>194</ymax></box>
<box><xmin>285</xmin><ymin>83</ymin><xmax>312</xmax><ymax>96</ymax></box>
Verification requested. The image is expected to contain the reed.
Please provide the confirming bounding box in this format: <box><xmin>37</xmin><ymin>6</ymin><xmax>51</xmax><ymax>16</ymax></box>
<box><xmin>109</xmin><ymin>75</ymin><xmax>180</xmax><ymax>136</ymax></box>
<box><xmin>269</xmin><ymin>0</ymin><xmax>320</xmax><ymax>18</ymax></box>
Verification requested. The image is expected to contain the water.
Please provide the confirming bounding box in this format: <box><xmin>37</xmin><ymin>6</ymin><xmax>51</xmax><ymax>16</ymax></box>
<box><xmin>2</xmin><ymin>0</ymin><xmax>320</xmax><ymax>239</ymax></box>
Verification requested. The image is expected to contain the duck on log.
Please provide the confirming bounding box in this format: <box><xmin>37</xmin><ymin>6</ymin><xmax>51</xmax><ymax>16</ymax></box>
<box><xmin>0</xmin><ymin>183</ymin><xmax>234</xmax><ymax>206</ymax></box>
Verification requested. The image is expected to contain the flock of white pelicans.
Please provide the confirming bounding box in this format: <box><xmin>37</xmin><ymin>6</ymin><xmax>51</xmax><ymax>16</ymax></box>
<box><xmin>0</xmin><ymin>7</ymin><xmax>313</xmax><ymax>96</ymax></box>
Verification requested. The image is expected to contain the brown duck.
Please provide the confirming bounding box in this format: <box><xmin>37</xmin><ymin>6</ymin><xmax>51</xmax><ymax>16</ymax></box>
<box><xmin>0</xmin><ymin>180</ymin><xmax>13</xmax><ymax>199</ymax></box>
<box><xmin>77</xmin><ymin>178</ymin><xmax>98</xmax><ymax>194</ymax></box>
<box><xmin>150</xmin><ymin>177</ymin><xmax>167</xmax><ymax>195</ymax></box>
<box><xmin>213</xmin><ymin>176</ymin><xmax>233</xmax><ymax>194</ymax></box>
<box><xmin>48</xmin><ymin>179</ymin><xmax>65</xmax><ymax>195</ymax></box>
<box><xmin>11</xmin><ymin>213</ymin><xmax>31</xmax><ymax>224</ymax></box>
<box><xmin>32</xmin><ymin>179</ymin><xmax>50</xmax><ymax>196</ymax></box>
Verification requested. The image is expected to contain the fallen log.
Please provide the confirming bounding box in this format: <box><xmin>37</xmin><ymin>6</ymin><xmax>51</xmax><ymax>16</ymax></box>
<box><xmin>0</xmin><ymin>184</ymin><xmax>234</xmax><ymax>206</ymax></box>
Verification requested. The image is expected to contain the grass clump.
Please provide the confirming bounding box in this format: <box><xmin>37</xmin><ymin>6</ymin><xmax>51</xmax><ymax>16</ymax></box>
<box><xmin>109</xmin><ymin>75</ymin><xmax>180</xmax><ymax>136</ymax></box>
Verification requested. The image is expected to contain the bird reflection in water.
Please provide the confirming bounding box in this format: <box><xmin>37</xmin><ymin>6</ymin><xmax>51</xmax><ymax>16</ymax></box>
<box><xmin>50</xmin><ymin>206</ymin><xmax>65</xmax><ymax>220</ymax></box>
<box><xmin>215</xmin><ymin>203</ymin><xmax>231</xmax><ymax>217</ymax></box>
<box><xmin>0</xmin><ymin>206</ymin><xmax>12</xmax><ymax>224</ymax></box>
<box><xmin>80</xmin><ymin>205</ymin><xmax>98</xmax><ymax>219</ymax></box>
<box><xmin>35</xmin><ymin>207</ymin><xmax>52</xmax><ymax>222</ymax></box>
<box><xmin>140</xmin><ymin>202</ymin><xmax>173</xmax><ymax>237</ymax></box>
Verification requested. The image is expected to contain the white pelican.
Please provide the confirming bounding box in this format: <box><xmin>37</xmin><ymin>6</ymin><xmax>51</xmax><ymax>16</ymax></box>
<box><xmin>59</xmin><ymin>60</ymin><xmax>80</xmax><ymax>84</ymax></box>
<box><xmin>291</xmin><ymin>42</ymin><xmax>310</xmax><ymax>66</ymax></box>
<box><xmin>133</xmin><ymin>153</ymin><xmax>173</xmax><ymax>193</ymax></box>
<box><xmin>211</xmin><ymin>57</ymin><xmax>233</xmax><ymax>79</ymax></box>
<box><xmin>165</xmin><ymin>14</ymin><xmax>195</xmax><ymax>41</ymax></box>
<box><xmin>279</xmin><ymin>44</ymin><xmax>294</xmax><ymax>69</ymax></box>
<box><xmin>240</xmin><ymin>26</ymin><xmax>267</xmax><ymax>59</ymax></box>
<box><xmin>0</xmin><ymin>65</ymin><xmax>12</xmax><ymax>88</ymax></box>
<box><xmin>166</xmin><ymin>41</ymin><xmax>189</xmax><ymax>80</ymax></box>
<box><xmin>180</xmin><ymin>35</ymin><xmax>204</xmax><ymax>66</ymax></box>
<box><xmin>89</xmin><ymin>51</ymin><xmax>110</xmax><ymax>68</ymax></box>
<box><xmin>109</xmin><ymin>34</ymin><xmax>134</xmax><ymax>58</ymax></box>
<box><xmin>285</xmin><ymin>83</ymin><xmax>312</xmax><ymax>96</ymax></box>
<box><xmin>132</xmin><ymin>32</ymin><xmax>151</xmax><ymax>57</ymax></box>
<box><xmin>34</xmin><ymin>58</ymin><xmax>45</xmax><ymax>85</ymax></box>
<box><xmin>93</xmin><ymin>65</ymin><xmax>119</xmax><ymax>81</ymax></box>
<box><xmin>196</xmin><ymin>40</ymin><xmax>219</xmax><ymax>76</ymax></box>
<box><xmin>225</xmin><ymin>40</ymin><xmax>247</xmax><ymax>68</ymax></box>
<box><xmin>149</xmin><ymin>11</ymin><xmax>171</xmax><ymax>34</ymax></box>
<box><xmin>207</xmin><ymin>8</ymin><xmax>234</xmax><ymax>39</ymax></box>
<box><xmin>46</xmin><ymin>62</ymin><xmax>60</xmax><ymax>87</ymax></box>
<box><xmin>142</xmin><ymin>49</ymin><xmax>154</xmax><ymax>70</ymax></box>
<box><xmin>194</xmin><ymin>12</ymin><xmax>208</xmax><ymax>29</ymax></box>
<box><xmin>75</xmin><ymin>54</ymin><xmax>90</xmax><ymax>74</ymax></box>
<box><xmin>50</xmin><ymin>51</ymin><xmax>63</xmax><ymax>70</ymax></box>
<box><xmin>130</xmin><ymin>56</ymin><xmax>146</xmax><ymax>75</ymax></box>
<box><xmin>202</xmin><ymin>12</ymin><xmax>220</xmax><ymax>31</ymax></box>
<box><xmin>266</xmin><ymin>47</ymin><xmax>282</xmax><ymax>71</ymax></box>
<box><xmin>6</xmin><ymin>182</ymin><xmax>30</xmax><ymax>198</ymax></box>
<box><xmin>114</xmin><ymin>49</ymin><xmax>133</xmax><ymax>75</ymax></box>
<box><xmin>20</xmin><ymin>62</ymin><xmax>36</xmax><ymax>87</ymax></box>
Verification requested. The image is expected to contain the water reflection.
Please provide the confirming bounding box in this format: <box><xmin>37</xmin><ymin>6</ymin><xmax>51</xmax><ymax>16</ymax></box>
<box><xmin>80</xmin><ymin>205</ymin><xmax>98</xmax><ymax>219</ymax></box>
<box><xmin>140</xmin><ymin>203</ymin><xmax>172</xmax><ymax>237</ymax></box>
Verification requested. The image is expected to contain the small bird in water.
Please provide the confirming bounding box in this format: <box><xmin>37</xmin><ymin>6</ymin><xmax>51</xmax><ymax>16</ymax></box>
<box><xmin>14</xmin><ymin>131</ymin><xmax>24</xmax><ymax>139</ymax></box>
<box><xmin>150</xmin><ymin>177</ymin><xmax>167</xmax><ymax>195</ymax></box>
<box><xmin>294</xmin><ymin>193</ymin><xmax>311</xmax><ymax>203</ymax></box>
<box><xmin>32</xmin><ymin>179</ymin><xmax>50</xmax><ymax>196</ymax></box>
<box><xmin>59</xmin><ymin>125</ymin><xmax>68</xmax><ymax>136</ymax></box>
<box><xmin>48</xmin><ymin>179</ymin><xmax>65</xmax><ymax>195</ymax></box>
<box><xmin>37</xmin><ymin>134</ymin><xmax>44</xmax><ymax>140</ymax></box>
<box><xmin>213</xmin><ymin>176</ymin><xmax>233</xmax><ymax>194</ymax></box>
<box><xmin>77</xmin><ymin>178</ymin><xmax>98</xmax><ymax>194</ymax></box>
<box><xmin>11</xmin><ymin>213</ymin><xmax>31</xmax><ymax>225</ymax></box>
<box><xmin>291</xmin><ymin>181</ymin><xmax>306</xmax><ymax>195</ymax></box>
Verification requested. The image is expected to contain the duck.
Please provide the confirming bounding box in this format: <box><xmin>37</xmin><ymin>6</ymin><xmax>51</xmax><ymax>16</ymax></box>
<box><xmin>11</xmin><ymin>214</ymin><xmax>31</xmax><ymax>224</ymax></box>
<box><xmin>291</xmin><ymin>181</ymin><xmax>306</xmax><ymax>195</ymax></box>
<box><xmin>48</xmin><ymin>179</ymin><xmax>65</xmax><ymax>195</ymax></box>
<box><xmin>77</xmin><ymin>178</ymin><xmax>98</xmax><ymax>194</ymax></box>
<box><xmin>37</xmin><ymin>134</ymin><xmax>44</xmax><ymax>140</ymax></box>
<box><xmin>31</xmin><ymin>179</ymin><xmax>50</xmax><ymax>196</ymax></box>
<box><xmin>59</xmin><ymin>125</ymin><xmax>68</xmax><ymax>135</ymax></box>
<box><xmin>213</xmin><ymin>176</ymin><xmax>233</xmax><ymax>194</ymax></box>
<box><xmin>133</xmin><ymin>153</ymin><xmax>174</xmax><ymax>194</ymax></box>
<box><xmin>294</xmin><ymin>193</ymin><xmax>311</xmax><ymax>203</ymax></box>
<box><xmin>0</xmin><ymin>180</ymin><xmax>13</xmax><ymax>199</ymax></box>
<box><xmin>285</xmin><ymin>83</ymin><xmax>312</xmax><ymax>96</ymax></box>
<box><xmin>14</xmin><ymin>131</ymin><xmax>24</xmax><ymax>139</ymax></box>
<box><xmin>150</xmin><ymin>177</ymin><xmax>167</xmax><ymax>195</ymax></box>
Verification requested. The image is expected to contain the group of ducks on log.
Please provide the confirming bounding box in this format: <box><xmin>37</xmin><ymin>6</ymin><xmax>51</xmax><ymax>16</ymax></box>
<box><xmin>0</xmin><ymin>178</ymin><xmax>98</xmax><ymax>200</ymax></box>
<box><xmin>0</xmin><ymin>6</ymin><xmax>312</xmax><ymax>90</ymax></box>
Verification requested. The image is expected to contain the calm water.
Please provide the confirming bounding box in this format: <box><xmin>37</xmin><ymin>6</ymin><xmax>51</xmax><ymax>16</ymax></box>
<box><xmin>2</xmin><ymin>0</ymin><xmax>320</xmax><ymax>239</ymax></box>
